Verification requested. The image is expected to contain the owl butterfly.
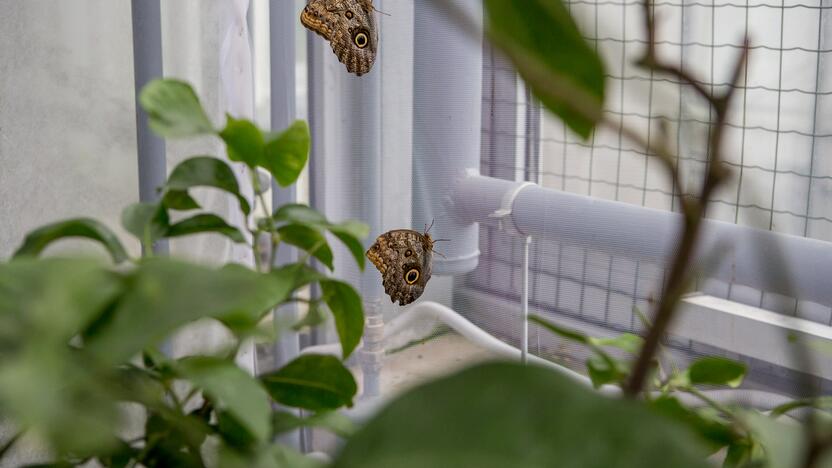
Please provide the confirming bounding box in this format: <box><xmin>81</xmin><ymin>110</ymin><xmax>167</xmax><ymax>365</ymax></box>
<box><xmin>366</xmin><ymin>225</ymin><xmax>445</xmax><ymax>306</ymax></box>
<box><xmin>300</xmin><ymin>0</ymin><xmax>378</xmax><ymax>76</ymax></box>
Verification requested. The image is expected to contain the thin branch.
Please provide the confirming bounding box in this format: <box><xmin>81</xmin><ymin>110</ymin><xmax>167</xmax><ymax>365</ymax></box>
<box><xmin>624</xmin><ymin>21</ymin><xmax>750</xmax><ymax>396</ymax></box>
<box><xmin>0</xmin><ymin>430</ymin><xmax>23</xmax><ymax>460</ymax></box>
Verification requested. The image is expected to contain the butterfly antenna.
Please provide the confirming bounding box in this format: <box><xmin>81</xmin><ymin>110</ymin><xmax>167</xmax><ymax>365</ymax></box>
<box><xmin>432</xmin><ymin>249</ymin><xmax>447</xmax><ymax>259</ymax></box>
<box><xmin>425</xmin><ymin>218</ymin><xmax>435</xmax><ymax>234</ymax></box>
<box><xmin>432</xmin><ymin>238</ymin><xmax>451</xmax><ymax>243</ymax></box>
<box><xmin>372</xmin><ymin>5</ymin><xmax>391</xmax><ymax>16</ymax></box>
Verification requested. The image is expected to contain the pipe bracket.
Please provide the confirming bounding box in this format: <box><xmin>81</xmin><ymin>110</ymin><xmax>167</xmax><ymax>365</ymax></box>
<box><xmin>488</xmin><ymin>181</ymin><xmax>537</xmax><ymax>237</ymax></box>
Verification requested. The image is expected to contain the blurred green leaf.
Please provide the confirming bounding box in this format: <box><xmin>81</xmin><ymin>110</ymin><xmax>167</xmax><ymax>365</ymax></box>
<box><xmin>483</xmin><ymin>0</ymin><xmax>605</xmax><ymax>138</ymax></box>
<box><xmin>218</xmin><ymin>442</ymin><xmax>325</xmax><ymax>468</ymax></box>
<box><xmin>278</xmin><ymin>224</ymin><xmax>334</xmax><ymax>270</ymax></box>
<box><xmin>0</xmin><ymin>258</ymin><xmax>122</xmax><ymax>345</ymax></box>
<box><xmin>263</xmin><ymin>120</ymin><xmax>310</xmax><ymax>187</ymax></box>
<box><xmin>220</xmin><ymin>115</ymin><xmax>265</xmax><ymax>168</ymax></box>
<box><xmin>292</xmin><ymin>302</ymin><xmax>327</xmax><ymax>331</ymax></box>
<box><xmin>139</xmin><ymin>79</ymin><xmax>215</xmax><ymax>138</ymax></box>
<box><xmin>0</xmin><ymin>350</ymin><xmax>121</xmax><ymax>457</ymax></box>
<box><xmin>529</xmin><ymin>315</ymin><xmax>591</xmax><ymax>344</ymax></box>
<box><xmin>650</xmin><ymin>396</ymin><xmax>739</xmax><ymax>453</ymax></box>
<box><xmin>770</xmin><ymin>396</ymin><xmax>832</xmax><ymax>418</ymax></box>
<box><xmin>333</xmin><ymin>362</ymin><xmax>710</xmax><ymax>468</ymax></box>
<box><xmin>121</xmin><ymin>202</ymin><xmax>169</xmax><ymax>249</ymax></box>
<box><xmin>0</xmin><ymin>259</ymin><xmax>126</xmax><ymax>457</ymax></box>
<box><xmin>320</xmin><ymin>280</ymin><xmax>364</xmax><ymax>360</ymax></box>
<box><xmin>273</xmin><ymin>410</ymin><xmax>356</xmax><ymax>438</ymax></box>
<box><xmin>329</xmin><ymin>222</ymin><xmax>370</xmax><ymax>270</ymax></box>
<box><xmin>165</xmin><ymin>156</ymin><xmax>251</xmax><ymax>215</ymax></box>
<box><xmin>162</xmin><ymin>190</ymin><xmax>201</xmax><ymax>211</ymax></box>
<box><xmin>591</xmin><ymin>334</ymin><xmax>644</xmax><ymax>354</ymax></box>
<box><xmin>84</xmin><ymin>259</ymin><xmax>294</xmax><ymax>364</ymax></box>
<box><xmin>142</xmin><ymin>412</ymin><xmax>206</xmax><ymax>467</ymax></box>
<box><xmin>271</xmin><ymin>262</ymin><xmax>324</xmax><ymax>292</ymax></box>
<box><xmin>176</xmin><ymin>356</ymin><xmax>271</xmax><ymax>442</ymax></box>
<box><xmin>273</xmin><ymin>204</ymin><xmax>369</xmax><ymax>270</ymax></box>
<box><xmin>687</xmin><ymin>357</ymin><xmax>746</xmax><ymax>388</ymax></box>
<box><xmin>166</xmin><ymin>214</ymin><xmax>245</xmax><ymax>244</ymax></box>
<box><xmin>273</xmin><ymin>204</ymin><xmax>328</xmax><ymax>225</ymax></box>
<box><xmin>739</xmin><ymin>410</ymin><xmax>832</xmax><ymax>468</ymax></box>
<box><xmin>586</xmin><ymin>354</ymin><xmax>626</xmax><ymax>389</ymax></box>
<box><xmin>216</xmin><ymin>410</ymin><xmax>257</xmax><ymax>450</ymax></box>
<box><xmin>261</xmin><ymin>354</ymin><xmax>357</xmax><ymax>411</ymax></box>
<box><xmin>12</xmin><ymin>218</ymin><xmax>128</xmax><ymax>264</ymax></box>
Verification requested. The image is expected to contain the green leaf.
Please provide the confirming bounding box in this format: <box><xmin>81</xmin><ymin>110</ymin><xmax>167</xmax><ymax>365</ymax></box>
<box><xmin>142</xmin><ymin>412</ymin><xmax>206</xmax><ymax>467</ymax></box>
<box><xmin>261</xmin><ymin>354</ymin><xmax>357</xmax><ymax>411</ymax></box>
<box><xmin>292</xmin><ymin>302</ymin><xmax>327</xmax><ymax>331</ymax></box>
<box><xmin>687</xmin><ymin>357</ymin><xmax>747</xmax><ymax>388</ymax></box>
<box><xmin>739</xmin><ymin>410</ymin><xmax>832</xmax><ymax>468</ymax></box>
<box><xmin>12</xmin><ymin>218</ymin><xmax>128</xmax><ymax>263</ymax></box>
<box><xmin>271</xmin><ymin>262</ymin><xmax>323</xmax><ymax>291</ymax></box>
<box><xmin>263</xmin><ymin>120</ymin><xmax>310</xmax><ymax>187</ymax></box>
<box><xmin>84</xmin><ymin>259</ymin><xmax>295</xmax><ymax>364</ymax></box>
<box><xmin>320</xmin><ymin>280</ymin><xmax>364</xmax><ymax>360</ymax></box>
<box><xmin>650</xmin><ymin>396</ymin><xmax>739</xmax><ymax>453</ymax></box>
<box><xmin>218</xmin><ymin>443</ymin><xmax>325</xmax><ymax>468</ymax></box>
<box><xmin>273</xmin><ymin>411</ymin><xmax>356</xmax><ymax>438</ymax></box>
<box><xmin>165</xmin><ymin>156</ymin><xmax>251</xmax><ymax>215</ymax></box>
<box><xmin>586</xmin><ymin>354</ymin><xmax>625</xmax><ymax>389</ymax></box>
<box><xmin>219</xmin><ymin>115</ymin><xmax>265</xmax><ymax>168</ymax></box>
<box><xmin>176</xmin><ymin>356</ymin><xmax>271</xmax><ymax>442</ymax></box>
<box><xmin>0</xmin><ymin>353</ymin><xmax>122</xmax><ymax>457</ymax></box>
<box><xmin>0</xmin><ymin>257</ymin><xmax>130</xmax><ymax>456</ymax></box>
<box><xmin>138</xmin><ymin>79</ymin><xmax>215</xmax><ymax>138</ymax></box>
<box><xmin>166</xmin><ymin>214</ymin><xmax>245</xmax><ymax>243</ymax></box>
<box><xmin>278</xmin><ymin>224</ymin><xmax>334</xmax><ymax>270</ymax></box>
<box><xmin>0</xmin><ymin>258</ymin><xmax>123</xmax><ymax>345</ymax></box>
<box><xmin>590</xmin><ymin>333</ymin><xmax>644</xmax><ymax>354</ymax></box>
<box><xmin>329</xmin><ymin>221</ymin><xmax>370</xmax><ymax>270</ymax></box>
<box><xmin>273</xmin><ymin>203</ymin><xmax>329</xmax><ymax>225</ymax></box>
<box><xmin>529</xmin><ymin>315</ymin><xmax>590</xmax><ymax>344</ymax></box>
<box><xmin>483</xmin><ymin>0</ymin><xmax>605</xmax><ymax>138</ymax></box>
<box><xmin>162</xmin><ymin>189</ymin><xmax>201</xmax><ymax>211</ymax></box>
<box><xmin>121</xmin><ymin>202</ymin><xmax>169</xmax><ymax>248</ymax></box>
<box><xmin>273</xmin><ymin>204</ymin><xmax>369</xmax><ymax>270</ymax></box>
<box><xmin>332</xmin><ymin>362</ymin><xmax>711</xmax><ymax>468</ymax></box>
<box><xmin>216</xmin><ymin>410</ymin><xmax>258</xmax><ymax>450</ymax></box>
<box><xmin>770</xmin><ymin>396</ymin><xmax>832</xmax><ymax>418</ymax></box>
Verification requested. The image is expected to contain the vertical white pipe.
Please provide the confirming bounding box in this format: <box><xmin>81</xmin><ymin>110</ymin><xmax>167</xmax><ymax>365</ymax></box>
<box><xmin>521</xmin><ymin>236</ymin><xmax>531</xmax><ymax>364</ymax></box>
<box><xmin>413</xmin><ymin>0</ymin><xmax>483</xmax><ymax>276</ymax></box>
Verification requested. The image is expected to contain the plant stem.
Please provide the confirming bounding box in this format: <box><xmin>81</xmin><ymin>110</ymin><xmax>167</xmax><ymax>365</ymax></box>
<box><xmin>250</xmin><ymin>170</ymin><xmax>278</xmax><ymax>273</ymax></box>
<box><xmin>623</xmin><ymin>0</ymin><xmax>749</xmax><ymax>397</ymax></box>
<box><xmin>0</xmin><ymin>430</ymin><xmax>23</xmax><ymax>460</ymax></box>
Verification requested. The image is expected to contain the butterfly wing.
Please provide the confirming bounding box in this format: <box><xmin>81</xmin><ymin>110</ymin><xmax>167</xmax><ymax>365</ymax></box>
<box><xmin>300</xmin><ymin>0</ymin><xmax>377</xmax><ymax>76</ymax></box>
<box><xmin>366</xmin><ymin>230</ymin><xmax>432</xmax><ymax>306</ymax></box>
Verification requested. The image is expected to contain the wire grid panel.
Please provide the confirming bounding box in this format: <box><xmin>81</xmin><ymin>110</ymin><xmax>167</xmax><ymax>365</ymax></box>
<box><xmin>463</xmin><ymin>0</ymin><xmax>832</xmax><ymax>391</ymax></box>
<box><xmin>533</xmin><ymin>0</ymin><xmax>830</xmax><ymax>322</ymax></box>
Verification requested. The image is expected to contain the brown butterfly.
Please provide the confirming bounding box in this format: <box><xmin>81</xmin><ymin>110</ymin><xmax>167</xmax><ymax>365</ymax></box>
<box><xmin>300</xmin><ymin>0</ymin><xmax>378</xmax><ymax>76</ymax></box>
<box><xmin>366</xmin><ymin>224</ymin><xmax>447</xmax><ymax>306</ymax></box>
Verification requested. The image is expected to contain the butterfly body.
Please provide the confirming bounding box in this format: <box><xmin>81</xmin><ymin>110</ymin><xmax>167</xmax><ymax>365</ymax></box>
<box><xmin>366</xmin><ymin>229</ymin><xmax>434</xmax><ymax>306</ymax></box>
<box><xmin>300</xmin><ymin>0</ymin><xmax>378</xmax><ymax>76</ymax></box>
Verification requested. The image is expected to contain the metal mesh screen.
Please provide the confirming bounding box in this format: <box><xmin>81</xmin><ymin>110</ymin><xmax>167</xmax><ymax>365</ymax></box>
<box><xmin>463</xmin><ymin>0</ymin><xmax>832</xmax><ymax>392</ymax></box>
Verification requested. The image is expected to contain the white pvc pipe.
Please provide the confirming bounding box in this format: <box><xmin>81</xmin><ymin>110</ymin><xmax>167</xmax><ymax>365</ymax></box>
<box><xmin>331</xmin><ymin>301</ymin><xmax>793</xmax><ymax>425</ymax></box>
<box><xmin>455</xmin><ymin>175</ymin><xmax>832</xmax><ymax>307</ymax></box>
<box><xmin>412</xmin><ymin>0</ymin><xmax>483</xmax><ymax>276</ymax></box>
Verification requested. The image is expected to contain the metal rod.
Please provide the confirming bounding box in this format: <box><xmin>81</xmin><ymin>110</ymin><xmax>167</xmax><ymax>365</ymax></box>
<box><xmin>131</xmin><ymin>0</ymin><xmax>168</xmax><ymax>256</ymax></box>
<box><xmin>521</xmin><ymin>236</ymin><xmax>531</xmax><ymax>364</ymax></box>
